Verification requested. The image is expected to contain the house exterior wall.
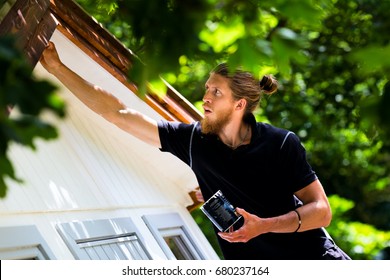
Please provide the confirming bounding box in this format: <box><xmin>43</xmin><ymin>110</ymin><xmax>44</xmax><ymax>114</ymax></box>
<box><xmin>0</xmin><ymin>30</ymin><xmax>218</xmax><ymax>260</ymax></box>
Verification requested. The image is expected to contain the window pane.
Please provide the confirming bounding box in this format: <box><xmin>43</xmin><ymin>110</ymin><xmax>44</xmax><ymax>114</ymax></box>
<box><xmin>143</xmin><ymin>213</ymin><xmax>205</xmax><ymax>260</ymax></box>
<box><xmin>163</xmin><ymin>234</ymin><xmax>195</xmax><ymax>260</ymax></box>
<box><xmin>57</xmin><ymin>218</ymin><xmax>151</xmax><ymax>260</ymax></box>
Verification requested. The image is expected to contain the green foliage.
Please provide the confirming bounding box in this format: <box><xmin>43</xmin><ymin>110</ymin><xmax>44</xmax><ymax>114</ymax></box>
<box><xmin>75</xmin><ymin>0</ymin><xmax>390</xmax><ymax>259</ymax></box>
<box><xmin>0</xmin><ymin>36</ymin><xmax>65</xmax><ymax>197</ymax></box>
<box><xmin>191</xmin><ymin>208</ymin><xmax>224</xmax><ymax>259</ymax></box>
<box><xmin>327</xmin><ymin>195</ymin><xmax>390</xmax><ymax>259</ymax></box>
<box><xmin>76</xmin><ymin>0</ymin><xmax>332</xmax><ymax>90</ymax></box>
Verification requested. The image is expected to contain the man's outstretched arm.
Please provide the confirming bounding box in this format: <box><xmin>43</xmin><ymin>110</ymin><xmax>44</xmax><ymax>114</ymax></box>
<box><xmin>40</xmin><ymin>42</ymin><xmax>161</xmax><ymax>148</ymax></box>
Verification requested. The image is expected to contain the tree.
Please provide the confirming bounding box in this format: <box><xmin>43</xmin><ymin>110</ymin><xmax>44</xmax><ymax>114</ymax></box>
<box><xmin>1</xmin><ymin>0</ymin><xmax>386</xmax><ymax>259</ymax></box>
<box><xmin>74</xmin><ymin>0</ymin><xmax>390</xmax><ymax>259</ymax></box>
<box><xmin>0</xmin><ymin>36</ymin><xmax>65</xmax><ymax>198</ymax></box>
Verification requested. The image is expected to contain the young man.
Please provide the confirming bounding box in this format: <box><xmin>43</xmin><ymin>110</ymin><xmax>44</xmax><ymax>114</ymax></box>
<box><xmin>40</xmin><ymin>42</ymin><xmax>350</xmax><ymax>259</ymax></box>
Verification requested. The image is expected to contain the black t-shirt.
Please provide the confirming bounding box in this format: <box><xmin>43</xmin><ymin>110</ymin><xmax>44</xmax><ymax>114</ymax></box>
<box><xmin>158</xmin><ymin>115</ymin><xmax>335</xmax><ymax>259</ymax></box>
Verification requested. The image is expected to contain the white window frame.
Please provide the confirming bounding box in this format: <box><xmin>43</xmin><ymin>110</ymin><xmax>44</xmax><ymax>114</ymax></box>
<box><xmin>0</xmin><ymin>225</ymin><xmax>55</xmax><ymax>260</ymax></box>
<box><xmin>143</xmin><ymin>212</ymin><xmax>205</xmax><ymax>260</ymax></box>
<box><xmin>56</xmin><ymin>217</ymin><xmax>151</xmax><ymax>260</ymax></box>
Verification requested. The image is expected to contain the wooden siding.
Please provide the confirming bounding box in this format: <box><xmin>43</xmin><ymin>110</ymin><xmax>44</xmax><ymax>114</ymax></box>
<box><xmin>1</xmin><ymin>0</ymin><xmax>204</xmax><ymax>210</ymax></box>
<box><xmin>0</xmin><ymin>0</ymin><xmax>218</xmax><ymax>260</ymax></box>
<box><xmin>0</xmin><ymin>30</ymin><xmax>197</xmax><ymax>213</ymax></box>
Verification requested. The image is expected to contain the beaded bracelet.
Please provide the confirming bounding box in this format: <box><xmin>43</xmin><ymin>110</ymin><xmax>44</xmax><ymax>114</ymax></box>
<box><xmin>293</xmin><ymin>209</ymin><xmax>302</xmax><ymax>232</ymax></box>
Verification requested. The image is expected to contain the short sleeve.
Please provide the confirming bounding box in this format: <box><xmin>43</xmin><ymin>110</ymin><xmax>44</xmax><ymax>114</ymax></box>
<box><xmin>279</xmin><ymin>132</ymin><xmax>318</xmax><ymax>193</ymax></box>
<box><xmin>158</xmin><ymin>120</ymin><xmax>195</xmax><ymax>166</ymax></box>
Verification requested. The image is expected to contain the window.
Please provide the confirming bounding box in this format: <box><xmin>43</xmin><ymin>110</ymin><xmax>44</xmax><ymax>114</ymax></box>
<box><xmin>0</xmin><ymin>225</ymin><xmax>55</xmax><ymax>260</ymax></box>
<box><xmin>56</xmin><ymin>217</ymin><xmax>151</xmax><ymax>260</ymax></box>
<box><xmin>143</xmin><ymin>213</ymin><xmax>205</xmax><ymax>260</ymax></box>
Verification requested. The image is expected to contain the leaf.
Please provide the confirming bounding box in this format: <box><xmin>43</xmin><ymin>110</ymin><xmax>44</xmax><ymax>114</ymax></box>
<box><xmin>4</xmin><ymin>116</ymin><xmax>59</xmax><ymax>148</ymax></box>
<box><xmin>271</xmin><ymin>28</ymin><xmax>309</xmax><ymax>76</ymax></box>
<box><xmin>127</xmin><ymin>55</ymin><xmax>148</xmax><ymax>96</ymax></box>
<box><xmin>148</xmin><ymin>78</ymin><xmax>167</xmax><ymax>99</ymax></box>
<box><xmin>378</xmin><ymin>82</ymin><xmax>390</xmax><ymax>130</ymax></box>
<box><xmin>0</xmin><ymin>35</ymin><xmax>65</xmax><ymax>198</ymax></box>
<box><xmin>0</xmin><ymin>177</ymin><xmax>7</xmax><ymax>198</ymax></box>
<box><xmin>0</xmin><ymin>156</ymin><xmax>22</xmax><ymax>198</ymax></box>
<box><xmin>199</xmin><ymin>18</ymin><xmax>246</xmax><ymax>53</ymax></box>
<box><xmin>348</xmin><ymin>45</ymin><xmax>390</xmax><ymax>75</ymax></box>
<box><xmin>227</xmin><ymin>38</ymin><xmax>269</xmax><ymax>73</ymax></box>
<box><xmin>276</xmin><ymin>0</ymin><xmax>328</xmax><ymax>28</ymax></box>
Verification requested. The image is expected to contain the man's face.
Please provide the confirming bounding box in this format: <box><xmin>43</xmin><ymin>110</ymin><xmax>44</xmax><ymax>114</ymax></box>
<box><xmin>201</xmin><ymin>73</ymin><xmax>235</xmax><ymax>135</ymax></box>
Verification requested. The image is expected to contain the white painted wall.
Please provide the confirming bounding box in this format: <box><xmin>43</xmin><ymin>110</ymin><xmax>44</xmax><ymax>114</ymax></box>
<box><xmin>0</xmin><ymin>30</ymin><xmax>218</xmax><ymax>260</ymax></box>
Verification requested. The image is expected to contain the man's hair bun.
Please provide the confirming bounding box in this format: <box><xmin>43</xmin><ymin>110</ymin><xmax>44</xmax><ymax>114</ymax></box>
<box><xmin>259</xmin><ymin>75</ymin><xmax>278</xmax><ymax>95</ymax></box>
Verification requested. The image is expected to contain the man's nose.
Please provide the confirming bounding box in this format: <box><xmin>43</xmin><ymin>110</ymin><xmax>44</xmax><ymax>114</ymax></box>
<box><xmin>203</xmin><ymin>90</ymin><xmax>212</xmax><ymax>103</ymax></box>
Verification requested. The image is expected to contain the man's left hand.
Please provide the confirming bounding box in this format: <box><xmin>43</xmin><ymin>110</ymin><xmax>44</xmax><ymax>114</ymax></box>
<box><xmin>218</xmin><ymin>207</ymin><xmax>268</xmax><ymax>243</ymax></box>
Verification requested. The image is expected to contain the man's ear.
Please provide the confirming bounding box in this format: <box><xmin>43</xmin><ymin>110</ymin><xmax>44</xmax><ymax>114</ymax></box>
<box><xmin>235</xmin><ymin>99</ymin><xmax>247</xmax><ymax>111</ymax></box>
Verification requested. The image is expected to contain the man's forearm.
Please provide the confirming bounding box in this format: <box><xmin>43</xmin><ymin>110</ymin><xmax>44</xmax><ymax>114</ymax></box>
<box><xmin>51</xmin><ymin>63</ymin><xmax>127</xmax><ymax>117</ymax></box>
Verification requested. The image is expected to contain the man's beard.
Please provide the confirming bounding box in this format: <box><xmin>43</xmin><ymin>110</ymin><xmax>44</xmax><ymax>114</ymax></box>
<box><xmin>201</xmin><ymin>106</ymin><xmax>233</xmax><ymax>135</ymax></box>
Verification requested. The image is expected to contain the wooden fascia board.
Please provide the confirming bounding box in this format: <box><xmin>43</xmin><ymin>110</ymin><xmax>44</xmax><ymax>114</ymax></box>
<box><xmin>187</xmin><ymin>189</ymin><xmax>202</xmax><ymax>212</ymax></box>
<box><xmin>0</xmin><ymin>0</ymin><xmax>57</xmax><ymax>66</ymax></box>
<box><xmin>164</xmin><ymin>80</ymin><xmax>204</xmax><ymax>121</ymax></box>
<box><xmin>50</xmin><ymin>0</ymin><xmax>203</xmax><ymax>124</ymax></box>
<box><xmin>50</xmin><ymin>0</ymin><xmax>131</xmax><ymax>74</ymax></box>
<box><xmin>0</xmin><ymin>0</ymin><xmax>202</xmax><ymax>124</ymax></box>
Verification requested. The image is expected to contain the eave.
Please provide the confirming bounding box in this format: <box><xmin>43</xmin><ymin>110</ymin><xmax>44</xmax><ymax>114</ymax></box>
<box><xmin>0</xmin><ymin>0</ymin><xmax>204</xmax><ymax>211</ymax></box>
